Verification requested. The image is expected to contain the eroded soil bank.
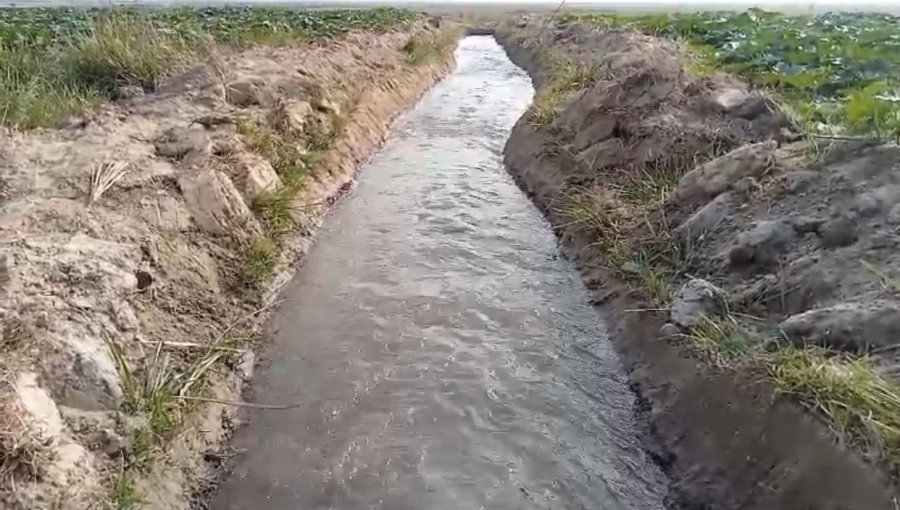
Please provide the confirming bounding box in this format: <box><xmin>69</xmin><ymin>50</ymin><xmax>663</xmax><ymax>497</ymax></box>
<box><xmin>0</xmin><ymin>20</ymin><xmax>454</xmax><ymax>510</ymax></box>
<box><xmin>497</xmin><ymin>19</ymin><xmax>900</xmax><ymax>510</ymax></box>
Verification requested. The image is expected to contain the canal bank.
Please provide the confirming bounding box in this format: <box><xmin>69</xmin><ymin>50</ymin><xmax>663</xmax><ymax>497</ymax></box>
<box><xmin>496</xmin><ymin>17</ymin><xmax>899</xmax><ymax>510</ymax></box>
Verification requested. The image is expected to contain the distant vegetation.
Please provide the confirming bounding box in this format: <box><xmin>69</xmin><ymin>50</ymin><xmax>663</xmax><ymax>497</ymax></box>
<box><xmin>560</xmin><ymin>9</ymin><xmax>900</xmax><ymax>140</ymax></box>
<box><xmin>0</xmin><ymin>6</ymin><xmax>419</xmax><ymax>129</ymax></box>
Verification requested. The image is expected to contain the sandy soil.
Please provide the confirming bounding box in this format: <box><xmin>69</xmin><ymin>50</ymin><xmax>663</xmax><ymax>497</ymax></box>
<box><xmin>0</xmin><ymin>22</ymin><xmax>455</xmax><ymax>510</ymax></box>
<box><xmin>497</xmin><ymin>17</ymin><xmax>900</xmax><ymax>510</ymax></box>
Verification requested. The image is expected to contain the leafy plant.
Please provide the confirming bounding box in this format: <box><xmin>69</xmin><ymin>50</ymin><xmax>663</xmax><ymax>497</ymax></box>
<box><xmin>562</xmin><ymin>9</ymin><xmax>900</xmax><ymax>139</ymax></box>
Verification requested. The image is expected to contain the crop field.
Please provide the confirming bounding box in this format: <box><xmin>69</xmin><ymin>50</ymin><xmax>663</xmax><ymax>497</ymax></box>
<box><xmin>0</xmin><ymin>6</ymin><xmax>419</xmax><ymax>49</ymax></box>
<box><xmin>560</xmin><ymin>9</ymin><xmax>900</xmax><ymax>140</ymax></box>
<box><xmin>0</xmin><ymin>6</ymin><xmax>419</xmax><ymax>128</ymax></box>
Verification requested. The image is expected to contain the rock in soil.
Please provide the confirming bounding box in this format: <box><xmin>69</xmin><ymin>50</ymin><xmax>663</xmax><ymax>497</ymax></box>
<box><xmin>270</xmin><ymin>98</ymin><xmax>314</xmax><ymax>136</ymax></box>
<box><xmin>728</xmin><ymin>219</ymin><xmax>796</xmax><ymax>266</ymax></box>
<box><xmin>155</xmin><ymin>127</ymin><xmax>211</xmax><ymax>160</ymax></box>
<box><xmin>780</xmin><ymin>300</ymin><xmax>900</xmax><ymax>351</ymax></box>
<box><xmin>116</xmin><ymin>85</ymin><xmax>145</xmax><ymax>100</ymax></box>
<box><xmin>855</xmin><ymin>185</ymin><xmax>900</xmax><ymax>217</ymax></box>
<box><xmin>674</xmin><ymin>141</ymin><xmax>777</xmax><ymax>205</ymax></box>
<box><xmin>675</xmin><ymin>192</ymin><xmax>734</xmax><ymax>242</ymax></box>
<box><xmin>711</xmin><ymin>88</ymin><xmax>750</xmax><ymax>112</ymax></box>
<box><xmin>659</xmin><ymin>322</ymin><xmax>682</xmax><ymax>341</ymax></box>
<box><xmin>232</xmin><ymin>152</ymin><xmax>282</xmax><ymax>198</ymax></box>
<box><xmin>178</xmin><ymin>168</ymin><xmax>261</xmax><ymax>240</ymax></box>
<box><xmin>226</xmin><ymin>79</ymin><xmax>263</xmax><ymax>106</ymax></box>
<box><xmin>820</xmin><ymin>215</ymin><xmax>859</xmax><ymax>248</ymax></box>
<box><xmin>888</xmin><ymin>204</ymin><xmax>900</xmax><ymax>225</ymax></box>
<box><xmin>779</xmin><ymin>170</ymin><xmax>819</xmax><ymax>194</ymax></box>
<box><xmin>670</xmin><ymin>278</ymin><xmax>727</xmax><ymax>329</ymax></box>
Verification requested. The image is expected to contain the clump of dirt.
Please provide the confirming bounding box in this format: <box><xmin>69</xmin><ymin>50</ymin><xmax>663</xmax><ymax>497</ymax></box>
<box><xmin>498</xmin><ymin>16</ymin><xmax>900</xmax><ymax>510</ymax></box>
<box><xmin>0</xmin><ymin>22</ymin><xmax>456</xmax><ymax>510</ymax></box>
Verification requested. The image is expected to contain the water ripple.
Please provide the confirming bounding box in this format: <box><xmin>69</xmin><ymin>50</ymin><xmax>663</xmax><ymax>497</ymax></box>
<box><xmin>212</xmin><ymin>36</ymin><xmax>667</xmax><ymax>510</ymax></box>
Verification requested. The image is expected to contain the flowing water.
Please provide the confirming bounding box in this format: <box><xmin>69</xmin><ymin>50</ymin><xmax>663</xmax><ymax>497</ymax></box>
<box><xmin>210</xmin><ymin>36</ymin><xmax>667</xmax><ymax>510</ymax></box>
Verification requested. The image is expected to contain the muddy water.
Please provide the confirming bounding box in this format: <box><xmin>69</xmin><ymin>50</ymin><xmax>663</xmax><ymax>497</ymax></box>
<box><xmin>210</xmin><ymin>37</ymin><xmax>666</xmax><ymax>510</ymax></box>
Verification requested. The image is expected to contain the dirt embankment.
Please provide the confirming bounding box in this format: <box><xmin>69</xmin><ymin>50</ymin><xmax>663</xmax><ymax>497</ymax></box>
<box><xmin>497</xmin><ymin>19</ymin><xmax>900</xmax><ymax>510</ymax></box>
<box><xmin>0</xmin><ymin>22</ymin><xmax>455</xmax><ymax>510</ymax></box>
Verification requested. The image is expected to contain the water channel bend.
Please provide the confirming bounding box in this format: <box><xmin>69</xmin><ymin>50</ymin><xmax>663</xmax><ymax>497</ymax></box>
<box><xmin>210</xmin><ymin>36</ymin><xmax>667</xmax><ymax>510</ymax></box>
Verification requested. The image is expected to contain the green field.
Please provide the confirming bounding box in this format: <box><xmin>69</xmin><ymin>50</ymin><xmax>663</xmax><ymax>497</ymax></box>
<box><xmin>0</xmin><ymin>6</ymin><xmax>419</xmax><ymax>48</ymax></box>
<box><xmin>0</xmin><ymin>6</ymin><xmax>419</xmax><ymax>129</ymax></box>
<box><xmin>560</xmin><ymin>9</ymin><xmax>900</xmax><ymax>140</ymax></box>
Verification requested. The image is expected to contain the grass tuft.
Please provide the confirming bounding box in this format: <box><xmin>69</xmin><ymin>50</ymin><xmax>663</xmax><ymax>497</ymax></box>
<box><xmin>0</xmin><ymin>44</ymin><xmax>95</xmax><ymax>129</ymax></box>
<box><xmin>251</xmin><ymin>189</ymin><xmax>296</xmax><ymax>239</ymax></box>
<box><xmin>64</xmin><ymin>12</ymin><xmax>192</xmax><ymax>96</ymax></box>
<box><xmin>112</xmin><ymin>471</ymin><xmax>139</xmax><ymax>510</ymax></box>
<box><xmin>237</xmin><ymin>119</ymin><xmax>311</xmax><ymax>188</ymax></box>
<box><xmin>615</xmin><ymin>248</ymin><xmax>672</xmax><ymax>303</ymax></box>
<box><xmin>530</xmin><ymin>59</ymin><xmax>597</xmax><ymax>125</ymax></box>
<box><xmin>0</xmin><ymin>400</ymin><xmax>47</xmax><ymax>486</ymax></box>
<box><xmin>687</xmin><ymin>315</ymin><xmax>755</xmax><ymax>367</ymax></box>
<box><xmin>771</xmin><ymin>346</ymin><xmax>900</xmax><ymax>473</ymax></box>
<box><xmin>89</xmin><ymin>160</ymin><xmax>131</xmax><ymax>204</ymax></box>
<box><xmin>243</xmin><ymin>237</ymin><xmax>277</xmax><ymax>286</ymax></box>
<box><xmin>402</xmin><ymin>29</ymin><xmax>456</xmax><ymax>65</ymax></box>
<box><xmin>108</xmin><ymin>339</ymin><xmax>223</xmax><ymax>438</ymax></box>
<box><xmin>862</xmin><ymin>259</ymin><xmax>900</xmax><ymax>295</ymax></box>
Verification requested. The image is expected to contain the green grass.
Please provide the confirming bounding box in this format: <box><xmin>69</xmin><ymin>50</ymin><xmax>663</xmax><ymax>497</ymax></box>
<box><xmin>64</xmin><ymin>12</ymin><xmax>193</xmax><ymax>97</ymax></box>
<box><xmin>244</xmin><ymin>237</ymin><xmax>277</xmax><ymax>286</ymax></box>
<box><xmin>251</xmin><ymin>189</ymin><xmax>296</xmax><ymax>239</ymax></box>
<box><xmin>402</xmin><ymin>29</ymin><xmax>457</xmax><ymax>65</ymax></box>
<box><xmin>108</xmin><ymin>339</ymin><xmax>224</xmax><ymax>438</ymax></box>
<box><xmin>1</xmin><ymin>12</ymin><xmax>191</xmax><ymax>127</ymax></box>
<box><xmin>679</xmin><ymin>312</ymin><xmax>900</xmax><ymax>474</ymax></box>
<box><xmin>771</xmin><ymin>346</ymin><xmax>900</xmax><ymax>474</ymax></box>
<box><xmin>686</xmin><ymin>315</ymin><xmax>755</xmax><ymax>366</ymax></box>
<box><xmin>237</xmin><ymin>119</ymin><xmax>316</xmax><ymax>188</ymax></box>
<box><xmin>559</xmin><ymin>9</ymin><xmax>900</xmax><ymax>140</ymax></box>
<box><xmin>0</xmin><ymin>44</ymin><xmax>95</xmax><ymax>129</ymax></box>
<box><xmin>616</xmin><ymin>249</ymin><xmax>672</xmax><ymax>303</ymax></box>
<box><xmin>530</xmin><ymin>59</ymin><xmax>597</xmax><ymax>124</ymax></box>
<box><xmin>0</xmin><ymin>6</ymin><xmax>421</xmax><ymax>129</ymax></box>
<box><xmin>112</xmin><ymin>472</ymin><xmax>139</xmax><ymax>510</ymax></box>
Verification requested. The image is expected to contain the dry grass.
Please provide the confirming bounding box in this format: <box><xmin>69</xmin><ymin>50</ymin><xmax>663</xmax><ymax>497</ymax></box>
<box><xmin>88</xmin><ymin>160</ymin><xmax>131</xmax><ymax>204</ymax></box>
<box><xmin>0</xmin><ymin>322</ymin><xmax>48</xmax><ymax>490</ymax></box>
<box><xmin>64</xmin><ymin>12</ymin><xmax>193</xmax><ymax>97</ymax></box>
<box><xmin>555</xmin><ymin>185</ymin><xmax>632</xmax><ymax>245</ymax></box>
<box><xmin>0</xmin><ymin>396</ymin><xmax>48</xmax><ymax>489</ymax></box>
<box><xmin>862</xmin><ymin>259</ymin><xmax>900</xmax><ymax>295</ymax></box>
<box><xmin>402</xmin><ymin>29</ymin><xmax>457</xmax><ymax>65</ymax></box>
